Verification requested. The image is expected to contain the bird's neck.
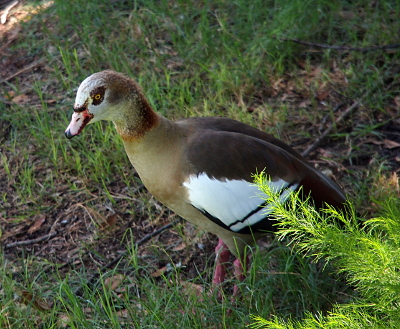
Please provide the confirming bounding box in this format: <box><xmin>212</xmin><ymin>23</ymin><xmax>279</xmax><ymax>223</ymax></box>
<box><xmin>119</xmin><ymin>114</ymin><xmax>185</xmax><ymax>195</ymax></box>
<box><xmin>113</xmin><ymin>93</ymin><xmax>160</xmax><ymax>141</ymax></box>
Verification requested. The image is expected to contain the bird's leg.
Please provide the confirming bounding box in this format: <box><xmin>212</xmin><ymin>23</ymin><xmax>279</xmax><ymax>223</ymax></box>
<box><xmin>232</xmin><ymin>254</ymin><xmax>250</xmax><ymax>298</ymax></box>
<box><xmin>212</xmin><ymin>238</ymin><xmax>230</xmax><ymax>296</ymax></box>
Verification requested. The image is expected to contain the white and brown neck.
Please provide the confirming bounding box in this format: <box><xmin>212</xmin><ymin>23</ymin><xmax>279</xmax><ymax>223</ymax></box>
<box><xmin>110</xmin><ymin>85</ymin><xmax>160</xmax><ymax>142</ymax></box>
<box><xmin>114</xmin><ymin>102</ymin><xmax>159</xmax><ymax>142</ymax></box>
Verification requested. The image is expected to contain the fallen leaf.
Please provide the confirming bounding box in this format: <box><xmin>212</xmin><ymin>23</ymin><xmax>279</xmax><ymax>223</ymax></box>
<box><xmin>394</xmin><ymin>96</ymin><xmax>400</xmax><ymax>109</ymax></box>
<box><xmin>316</xmin><ymin>89</ymin><xmax>330</xmax><ymax>101</ymax></box>
<box><xmin>58</xmin><ymin>313</ymin><xmax>71</xmax><ymax>328</ymax></box>
<box><xmin>151</xmin><ymin>266</ymin><xmax>168</xmax><ymax>277</ymax></box>
<box><xmin>310</xmin><ymin>67</ymin><xmax>322</xmax><ymax>77</ymax></box>
<box><xmin>56</xmin><ymin>185</ymin><xmax>69</xmax><ymax>192</ymax></box>
<box><xmin>172</xmin><ymin>241</ymin><xmax>187</xmax><ymax>251</ymax></box>
<box><xmin>12</xmin><ymin>94</ymin><xmax>30</xmax><ymax>104</ymax></box>
<box><xmin>5</xmin><ymin>90</ymin><xmax>16</xmax><ymax>99</ymax></box>
<box><xmin>116</xmin><ymin>309</ymin><xmax>130</xmax><ymax>319</ymax></box>
<box><xmin>19</xmin><ymin>290</ymin><xmax>52</xmax><ymax>312</ymax></box>
<box><xmin>104</xmin><ymin>274</ymin><xmax>125</xmax><ymax>291</ymax></box>
<box><xmin>299</xmin><ymin>99</ymin><xmax>311</xmax><ymax>108</ymax></box>
<box><xmin>318</xmin><ymin>148</ymin><xmax>335</xmax><ymax>158</ymax></box>
<box><xmin>383</xmin><ymin>139</ymin><xmax>400</xmax><ymax>149</ymax></box>
<box><xmin>339</xmin><ymin>11</ymin><xmax>355</xmax><ymax>19</ymax></box>
<box><xmin>366</xmin><ymin>138</ymin><xmax>384</xmax><ymax>145</ymax></box>
<box><xmin>106</xmin><ymin>213</ymin><xmax>118</xmax><ymax>226</ymax></box>
<box><xmin>180</xmin><ymin>281</ymin><xmax>204</xmax><ymax>297</ymax></box>
<box><xmin>321</xmin><ymin>168</ymin><xmax>333</xmax><ymax>177</ymax></box>
<box><xmin>99</xmin><ymin>213</ymin><xmax>118</xmax><ymax>230</ymax></box>
<box><xmin>28</xmin><ymin>215</ymin><xmax>46</xmax><ymax>235</ymax></box>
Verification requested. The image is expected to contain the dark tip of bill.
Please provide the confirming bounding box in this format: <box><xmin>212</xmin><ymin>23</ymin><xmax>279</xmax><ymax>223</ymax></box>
<box><xmin>65</xmin><ymin>129</ymin><xmax>74</xmax><ymax>139</ymax></box>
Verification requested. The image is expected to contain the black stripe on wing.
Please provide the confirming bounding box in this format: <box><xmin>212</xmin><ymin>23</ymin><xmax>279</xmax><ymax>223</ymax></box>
<box><xmin>191</xmin><ymin>182</ymin><xmax>295</xmax><ymax>234</ymax></box>
<box><xmin>192</xmin><ymin>201</ymin><xmax>274</xmax><ymax>234</ymax></box>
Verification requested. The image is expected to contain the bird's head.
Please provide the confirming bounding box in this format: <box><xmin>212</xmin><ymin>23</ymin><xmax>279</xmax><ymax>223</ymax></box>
<box><xmin>65</xmin><ymin>70</ymin><xmax>134</xmax><ymax>139</ymax></box>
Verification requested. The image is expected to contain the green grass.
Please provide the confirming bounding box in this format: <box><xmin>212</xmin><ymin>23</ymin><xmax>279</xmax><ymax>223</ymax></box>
<box><xmin>0</xmin><ymin>234</ymin><xmax>349</xmax><ymax>328</ymax></box>
<box><xmin>1</xmin><ymin>0</ymin><xmax>399</xmax><ymax>327</ymax></box>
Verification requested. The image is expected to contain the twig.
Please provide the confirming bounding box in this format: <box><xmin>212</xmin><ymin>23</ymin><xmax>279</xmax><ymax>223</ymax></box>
<box><xmin>4</xmin><ymin>231</ymin><xmax>58</xmax><ymax>249</ymax></box>
<box><xmin>135</xmin><ymin>218</ymin><xmax>181</xmax><ymax>246</ymax></box>
<box><xmin>280</xmin><ymin>37</ymin><xmax>400</xmax><ymax>53</ymax></box>
<box><xmin>1</xmin><ymin>58</ymin><xmax>45</xmax><ymax>83</ymax></box>
<box><xmin>100</xmin><ymin>219</ymin><xmax>180</xmax><ymax>270</ymax></box>
<box><xmin>74</xmin><ymin>219</ymin><xmax>180</xmax><ymax>296</ymax></box>
<box><xmin>301</xmin><ymin>91</ymin><xmax>369</xmax><ymax>157</ymax></box>
<box><xmin>319</xmin><ymin>103</ymin><xmax>345</xmax><ymax>132</ymax></box>
<box><xmin>302</xmin><ymin>78</ymin><xmax>397</xmax><ymax>158</ymax></box>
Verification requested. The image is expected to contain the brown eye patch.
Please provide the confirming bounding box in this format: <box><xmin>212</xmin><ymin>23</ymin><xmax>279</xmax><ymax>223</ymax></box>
<box><xmin>90</xmin><ymin>86</ymin><xmax>106</xmax><ymax>105</ymax></box>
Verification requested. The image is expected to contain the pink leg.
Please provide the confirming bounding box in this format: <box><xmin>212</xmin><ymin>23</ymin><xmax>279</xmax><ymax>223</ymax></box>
<box><xmin>233</xmin><ymin>254</ymin><xmax>250</xmax><ymax>298</ymax></box>
<box><xmin>213</xmin><ymin>239</ymin><xmax>230</xmax><ymax>286</ymax></box>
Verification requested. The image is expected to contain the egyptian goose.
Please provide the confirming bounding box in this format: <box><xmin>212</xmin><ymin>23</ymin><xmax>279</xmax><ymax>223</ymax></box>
<box><xmin>65</xmin><ymin>70</ymin><xmax>345</xmax><ymax>296</ymax></box>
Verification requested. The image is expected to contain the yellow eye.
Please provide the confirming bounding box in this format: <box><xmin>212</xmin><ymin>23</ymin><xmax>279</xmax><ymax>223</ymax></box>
<box><xmin>94</xmin><ymin>94</ymin><xmax>101</xmax><ymax>100</ymax></box>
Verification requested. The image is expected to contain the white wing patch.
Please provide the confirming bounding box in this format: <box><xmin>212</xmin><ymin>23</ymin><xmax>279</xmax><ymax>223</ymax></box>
<box><xmin>183</xmin><ymin>173</ymin><xmax>298</xmax><ymax>233</ymax></box>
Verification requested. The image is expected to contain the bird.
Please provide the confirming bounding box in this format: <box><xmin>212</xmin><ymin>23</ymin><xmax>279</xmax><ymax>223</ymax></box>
<box><xmin>65</xmin><ymin>70</ymin><xmax>346</xmax><ymax>297</ymax></box>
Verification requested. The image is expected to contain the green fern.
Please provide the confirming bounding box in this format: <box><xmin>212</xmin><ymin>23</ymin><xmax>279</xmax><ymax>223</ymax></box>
<box><xmin>251</xmin><ymin>173</ymin><xmax>400</xmax><ymax>328</ymax></box>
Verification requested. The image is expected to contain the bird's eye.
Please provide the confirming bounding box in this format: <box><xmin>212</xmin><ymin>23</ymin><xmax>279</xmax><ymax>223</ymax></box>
<box><xmin>90</xmin><ymin>86</ymin><xmax>106</xmax><ymax>105</ymax></box>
